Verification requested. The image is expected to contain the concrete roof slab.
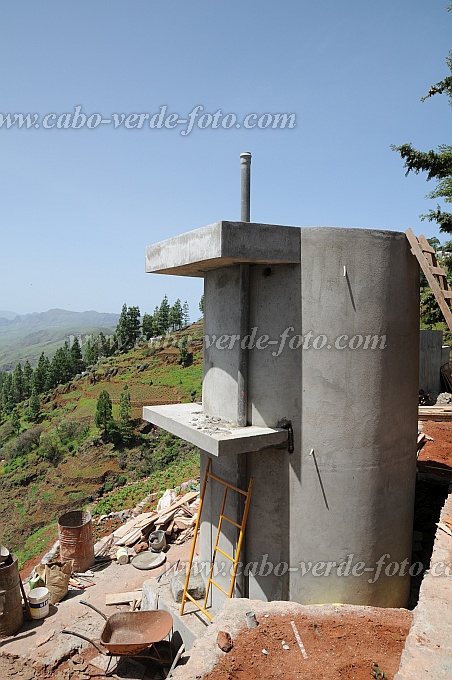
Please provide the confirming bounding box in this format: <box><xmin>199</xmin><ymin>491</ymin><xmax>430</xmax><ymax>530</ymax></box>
<box><xmin>145</xmin><ymin>221</ymin><xmax>301</xmax><ymax>277</ymax></box>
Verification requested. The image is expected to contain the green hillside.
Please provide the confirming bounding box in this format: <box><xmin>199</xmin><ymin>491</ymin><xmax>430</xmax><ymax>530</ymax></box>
<box><xmin>0</xmin><ymin>321</ymin><xmax>203</xmax><ymax>566</ymax></box>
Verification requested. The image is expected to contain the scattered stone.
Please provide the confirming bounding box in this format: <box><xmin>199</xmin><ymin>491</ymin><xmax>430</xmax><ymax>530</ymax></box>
<box><xmin>217</xmin><ymin>631</ymin><xmax>233</xmax><ymax>652</ymax></box>
<box><xmin>262</xmin><ymin>649</ymin><xmax>268</xmax><ymax>655</ymax></box>
<box><xmin>134</xmin><ymin>541</ymin><xmax>148</xmax><ymax>554</ymax></box>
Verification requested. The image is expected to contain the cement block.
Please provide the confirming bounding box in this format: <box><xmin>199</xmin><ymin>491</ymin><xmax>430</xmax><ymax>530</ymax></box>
<box><xmin>171</xmin><ymin>571</ymin><xmax>206</xmax><ymax>603</ymax></box>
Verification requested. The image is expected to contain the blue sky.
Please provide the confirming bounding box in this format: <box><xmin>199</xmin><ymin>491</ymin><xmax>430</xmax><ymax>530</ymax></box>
<box><xmin>0</xmin><ymin>1</ymin><xmax>450</xmax><ymax>318</ymax></box>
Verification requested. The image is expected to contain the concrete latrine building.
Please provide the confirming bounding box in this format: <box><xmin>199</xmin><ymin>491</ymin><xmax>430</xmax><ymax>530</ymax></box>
<box><xmin>143</xmin><ymin>155</ymin><xmax>419</xmax><ymax>613</ymax></box>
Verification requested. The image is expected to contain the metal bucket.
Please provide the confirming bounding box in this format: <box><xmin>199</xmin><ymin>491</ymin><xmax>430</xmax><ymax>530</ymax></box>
<box><xmin>58</xmin><ymin>510</ymin><xmax>94</xmax><ymax>573</ymax></box>
<box><xmin>0</xmin><ymin>553</ymin><xmax>24</xmax><ymax>638</ymax></box>
<box><xmin>149</xmin><ymin>530</ymin><xmax>166</xmax><ymax>553</ymax></box>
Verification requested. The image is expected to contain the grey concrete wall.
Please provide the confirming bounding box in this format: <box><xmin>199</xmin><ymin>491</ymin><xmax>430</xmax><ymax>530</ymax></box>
<box><xmin>419</xmin><ymin>329</ymin><xmax>443</xmax><ymax>395</ymax></box>
<box><xmin>293</xmin><ymin>228</ymin><xmax>419</xmax><ymax>607</ymax></box>
<box><xmin>199</xmin><ymin>227</ymin><xmax>419</xmax><ymax>610</ymax></box>
<box><xmin>203</xmin><ymin>267</ymin><xmax>241</xmax><ymax>423</ymax></box>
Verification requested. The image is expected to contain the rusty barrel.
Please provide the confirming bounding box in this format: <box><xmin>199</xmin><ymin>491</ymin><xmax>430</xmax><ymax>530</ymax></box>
<box><xmin>0</xmin><ymin>554</ymin><xmax>24</xmax><ymax>638</ymax></box>
<box><xmin>58</xmin><ymin>510</ymin><xmax>94</xmax><ymax>573</ymax></box>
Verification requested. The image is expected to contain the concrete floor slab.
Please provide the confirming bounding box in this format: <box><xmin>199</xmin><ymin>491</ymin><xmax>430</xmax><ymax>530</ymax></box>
<box><xmin>142</xmin><ymin>404</ymin><xmax>287</xmax><ymax>456</ymax></box>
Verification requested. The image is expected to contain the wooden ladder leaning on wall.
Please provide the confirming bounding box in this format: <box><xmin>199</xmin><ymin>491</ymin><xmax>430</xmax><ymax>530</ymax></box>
<box><xmin>406</xmin><ymin>228</ymin><xmax>452</xmax><ymax>334</ymax></box>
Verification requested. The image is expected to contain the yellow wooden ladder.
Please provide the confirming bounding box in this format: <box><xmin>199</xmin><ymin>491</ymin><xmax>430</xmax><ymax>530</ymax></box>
<box><xmin>406</xmin><ymin>228</ymin><xmax>452</xmax><ymax>333</ymax></box>
<box><xmin>180</xmin><ymin>457</ymin><xmax>253</xmax><ymax>621</ymax></box>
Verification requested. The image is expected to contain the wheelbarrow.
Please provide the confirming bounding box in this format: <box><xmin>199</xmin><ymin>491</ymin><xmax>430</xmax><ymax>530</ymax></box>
<box><xmin>62</xmin><ymin>600</ymin><xmax>174</xmax><ymax>674</ymax></box>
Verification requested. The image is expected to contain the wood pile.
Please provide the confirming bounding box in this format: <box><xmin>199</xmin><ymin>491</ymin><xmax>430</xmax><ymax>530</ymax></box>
<box><xmin>111</xmin><ymin>491</ymin><xmax>199</xmax><ymax>549</ymax></box>
<box><xmin>419</xmin><ymin>405</ymin><xmax>452</xmax><ymax>421</ymax></box>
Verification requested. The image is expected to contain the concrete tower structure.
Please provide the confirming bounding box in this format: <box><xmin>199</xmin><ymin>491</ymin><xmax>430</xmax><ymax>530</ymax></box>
<box><xmin>143</xmin><ymin>220</ymin><xmax>419</xmax><ymax>610</ymax></box>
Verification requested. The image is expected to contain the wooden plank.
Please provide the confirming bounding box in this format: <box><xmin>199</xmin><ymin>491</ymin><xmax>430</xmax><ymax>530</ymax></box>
<box><xmin>419</xmin><ymin>405</ymin><xmax>452</xmax><ymax>421</ymax></box>
<box><xmin>406</xmin><ymin>229</ymin><xmax>452</xmax><ymax>333</ymax></box>
<box><xmin>105</xmin><ymin>590</ymin><xmax>142</xmax><ymax>606</ymax></box>
<box><xmin>112</xmin><ymin>513</ymin><xmax>154</xmax><ymax>539</ymax></box>
<box><xmin>154</xmin><ymin>491</ymin><xmax>199</xmax><ymax>526</ymax></box>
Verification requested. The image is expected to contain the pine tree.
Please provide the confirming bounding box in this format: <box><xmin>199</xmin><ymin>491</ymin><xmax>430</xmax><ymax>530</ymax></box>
<box><xmin>156</xmin><ymin>295</ymin><xmax>170</xmax><ymax>335</ymax></box>
<box><xmin>33</xmin><ymin>353</ymin><xmax>49</xmax><ymax>393</ymax></box>
<box><xmin>10</xmin><ymin>408</ymin><xmax>20</xmax><ymax>435</ymax></box>
<box><xmin>169</xmin><ymin>299</ymin><xmax>183</xmax><ymax>331</ymax></box>
<box><xmin>70</xmin><ymin>337</ymin><xmax>85</xmax><ymax>375</ymax></box>
<box><xmin>23</xmin><ymin>360</ymin><xmax>33</xmax><ymax>398</ymax></box>
<box><xmin>178</xmin><ymin>336</ymin><xmax>190</xmax><ymax>367</ymax></box>
<box><xmin>97</xmin><ymin>332</ymin><xmax>112</xmax><ymax>358</ymax></box>
<box><xmin>51</xmin><ymin>346</ymin><xmax>72</xmax><ymax>384</ymax></box>
<box><xmin>84</xmin><ymin>337</ymin><xmax>99</xmax><ymax>366</ymax></box>
<box><xmin>27</xmin><ymin>387</ymin><xmax>41</xmax><ymax>423</ymax></box>
<box><xmin>182</xmin><ymin>301</ymin><xmax>190</xmax><ymax>326</ymax></box>
<box><xmin>95</xmin><ymin>389</ymin><xmax>114</xmax><ymax>435</ymax></box>
<box><xmin>1</xmin><ymin>373</ymin><xmax>13</xmax><ymax>414</ymax></box>
<box><xmin>116</xmin><ymin>303</ymin><xmax>128</xmax><ymax>350</ymax></box>
<box><xmin>199</xmin><ymin>293</ymin><xmax>204</xmax><ymax>315</ymax></box>
<box><xmin>142</xmin><ymin>313</ymin><xmax>155</xmax><ymax>340</ymax></box>
<box><xmin>12</xmin><ymin>363</ymin><xmax>24</xmax><ymax>404</ymax></box>
<box><xmin>119</xmin><ymin>384</ymin><xmax>133</xmax><ymax>442</ymax></box>
<box><xmin>44</xmin><ymin>362</ymin><xmax>58</xmax><ymax>392</ymax></box>
<box><xmin>392</xmin><ymin>10</ymin><xmax>452</xmax><ymax>233</ymax></box>
<box><xmin>119</xmin><ymin>384</ymin><xmax>131</xmax><ymax>426</ymax></box>
<box><xmin>116</xmin><ymin>304</ymin><xmax>141</xmax><ymax>350</ymax></box>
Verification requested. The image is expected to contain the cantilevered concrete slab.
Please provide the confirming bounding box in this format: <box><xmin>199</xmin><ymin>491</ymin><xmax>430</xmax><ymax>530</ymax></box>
<box><xmin>142</xmin><ymin>403</ymin><xmax>287</xmax><ymax>456</ymax></box>
<box><xmin>145</xmin><ymin>221</ymin><xmax>300</xmax><ymax>276</ymax></box>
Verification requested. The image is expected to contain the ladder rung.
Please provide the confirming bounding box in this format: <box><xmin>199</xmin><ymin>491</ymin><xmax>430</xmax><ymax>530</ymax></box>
<box><xmin>418</xmin><ymin>235</ymin><xmax>436</xmax><ymax>253</ymax></box>
<box><xmin>215</xmin><ymin>546</ymin><xmax>234</xmax><ymax>561</ymax></box>
<box><xmin>431</xmin><ymin>266</ymin><xmax>447</xmax><ymax>276</ymax></box>
<box><xmin>220</xmin><ymin>514</ymin><xmax>241</xmax><ymax>529</ymax></box>
<box><xmin>209</xmin><ymin>578</ymin><xmax>230</xmax><ymax>596</ymax></box>
<box><xmin>442</xmin><ymin>290</ymin><xmax>452</xmax><ymax>299</ymax></box>
<box><xmin>207</xmin><ymin>472</ymin><xmax>249</xmax><ymax>496</ymax></box>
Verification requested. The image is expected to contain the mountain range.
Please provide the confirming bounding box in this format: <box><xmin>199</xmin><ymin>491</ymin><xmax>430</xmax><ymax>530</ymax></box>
<box><xmin>0</xmin><ymin>308</ymin><xmax>119</xmax><ymax>370</ymax></box>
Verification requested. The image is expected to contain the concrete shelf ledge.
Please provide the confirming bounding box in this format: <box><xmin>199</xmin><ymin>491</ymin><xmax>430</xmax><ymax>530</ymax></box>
<box><xmin>146</xmin><ymin>221</ymin><xmax>300</xmax><ymax>277</ymax></box>
<box><xmin>142</xmin><ymin>403</ymin><xmax>287</xmax><ymax>456</ymax></box>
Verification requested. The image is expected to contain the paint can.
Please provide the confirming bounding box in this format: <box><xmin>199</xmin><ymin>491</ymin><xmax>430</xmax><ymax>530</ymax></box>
<box><xmin>116</xmin><ymin>547</ymin><xmax>129</xmax><ymax>565</ymax></box>
<box><xmin>28</xmin><ymin>587</ymin><xmax>50</xmax><ymax>620</ymax></box>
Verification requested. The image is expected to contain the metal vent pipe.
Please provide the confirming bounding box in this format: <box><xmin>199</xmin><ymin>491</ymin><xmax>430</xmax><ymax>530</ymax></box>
<box><xmin>237</xmin><ymin>152</ymin><xmax>252</xmax><ymax>427</ymax></box>
<box><xmin>240</xmin><ymin>152</ymin><xmax>251</xmax><ymax>222</ymax></box>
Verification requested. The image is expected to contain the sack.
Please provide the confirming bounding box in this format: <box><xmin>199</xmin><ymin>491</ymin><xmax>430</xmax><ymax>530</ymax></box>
<box><xmin>45</xmin><ymin>561</ymin><xmax>73</xmax><ymax>604</ymax></box>
<box><xmin>157</xmin><ymin>489</ymin><xmax>177</xmax><ymax>513</ymax></box>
